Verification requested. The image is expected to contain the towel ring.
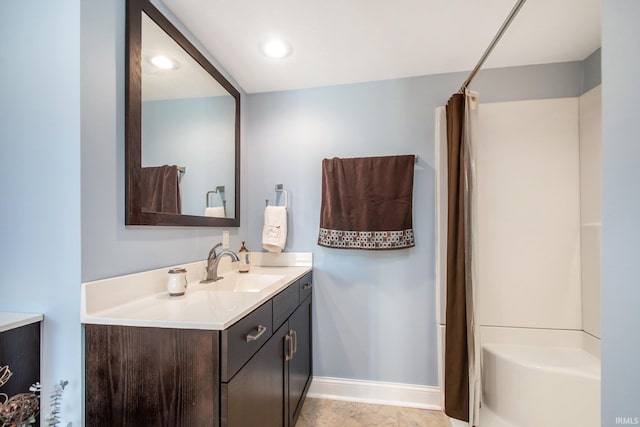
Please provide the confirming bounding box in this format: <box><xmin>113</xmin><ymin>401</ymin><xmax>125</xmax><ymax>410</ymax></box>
<box><xmin>265</xmin><ymin>184</ymin><xmax>288</xmax><ymax>208</ymax></box>
<box><xmin>206</xmin><ymin>186</ymin><xmax>227</xmax><ymax>216</ymax></box>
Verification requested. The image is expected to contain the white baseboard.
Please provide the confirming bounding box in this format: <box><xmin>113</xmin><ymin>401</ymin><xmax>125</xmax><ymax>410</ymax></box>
<box><xmin>307</xmin><ymin>376</ymin><xmax>442</xmax><ymax>410</ymax></box>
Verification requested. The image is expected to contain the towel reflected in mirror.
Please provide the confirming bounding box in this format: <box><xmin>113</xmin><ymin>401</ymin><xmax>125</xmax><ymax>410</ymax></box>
<box><xmin>140</xmin><ymin>165</ymin><xmax>182</xmax><ymax>214</ymax></box>
<box><xmin>204</xmin><ymin>206</ymin><xmax>226</xmax><ymax>218</ymax></box>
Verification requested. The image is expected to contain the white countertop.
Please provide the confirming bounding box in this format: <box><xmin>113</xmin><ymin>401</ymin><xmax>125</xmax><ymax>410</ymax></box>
<box><xmin>0</xmin><ymin>312</ymin><xmax>43</xmax><ymax>333</ymax></box>
<box><xmin>81</xmin><ymin>253</ymin><xmax>312</xmax><ymax>331</ymax></box>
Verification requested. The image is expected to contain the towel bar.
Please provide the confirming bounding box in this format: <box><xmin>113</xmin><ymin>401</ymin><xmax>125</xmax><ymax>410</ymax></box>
<box><xmin>265</xmin><ymin>184</ymin><xmax>288</xmax><ymax>208</ymax></box>
<box><xmin>177</xmin><ymin>166</ymin><xmax>186</xmax><ymax>181</ymax></box>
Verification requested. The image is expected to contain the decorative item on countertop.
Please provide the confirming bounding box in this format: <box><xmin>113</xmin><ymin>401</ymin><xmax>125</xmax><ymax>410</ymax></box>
<box><xmin>318</xmin><ymin>155</ymin><xmax>415</xmax><ymax>250</ymax></box>
<box><xmin>0</xmin><ymin>365</ymin><xmax>40</xmax><ymax>426</ymax></box>
<box><xmin>238</xmin><ymin>241</ymin><xmax>250</xmax><ymax>273</ymax></box>
<box><xmin>0</xmin><ymin>365</ymin><xmax>10</xmax><ymax>388</ymax></box>
<box><xmin>167</xmin><ymin>267</ymin><xmax>188</xmax><ymax>296</ymax></box>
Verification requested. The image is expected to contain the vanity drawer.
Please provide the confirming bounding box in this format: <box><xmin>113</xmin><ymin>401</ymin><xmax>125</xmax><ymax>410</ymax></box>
<box><xmin>221</xmin><ymin>300</ymin><xmax>273</xmax><ymax>382</ymax></box>
<box><xmin>273</xmin><ymin>281</ymin><xmax>300</xmax><ymax>330</ymax></box>
<box><xmin>299</xmin><ymin>272</ymin><xmax>313</xmax><ymax>303</ymax></box>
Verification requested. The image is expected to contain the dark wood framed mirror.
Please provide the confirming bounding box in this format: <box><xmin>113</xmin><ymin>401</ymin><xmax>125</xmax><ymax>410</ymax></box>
<box><xmin>126</xmin><ymin>0</ymin><xmax>240</xmax><ymax>226</ymax></box>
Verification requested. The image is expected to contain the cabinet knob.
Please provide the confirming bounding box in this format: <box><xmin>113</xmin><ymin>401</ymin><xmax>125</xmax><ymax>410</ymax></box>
<box><xmin>245</xmin><ymin>325</ymin><xmax>267</xmax><ymax>342</ymax></box>
<box><xmin>302</xmin><ymin>283</ymin><xmax>312</xmax><ymax>290</ymax></box>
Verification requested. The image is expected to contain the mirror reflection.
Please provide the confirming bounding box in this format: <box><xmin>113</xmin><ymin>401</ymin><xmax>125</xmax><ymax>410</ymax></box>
<box><xmin>140</xmin><ymin>13</ymin><xmax>236</xmax><ymax>219</ymax></box>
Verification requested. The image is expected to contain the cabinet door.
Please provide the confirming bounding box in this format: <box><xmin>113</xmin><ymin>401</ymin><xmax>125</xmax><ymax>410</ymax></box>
<box><xmin>85</xmin><ymin>325</ymin><xmax>219</xmax><ymax>427</ymax></box>
<box><xmin>222</xmin><ymin>321</ymin><xmax>289</xmax><ymax>427</ymax></box>
<box><xmin>288</xmin><ymin>296</ymin><xmax>312</xmax><ymax>426</ymax></box>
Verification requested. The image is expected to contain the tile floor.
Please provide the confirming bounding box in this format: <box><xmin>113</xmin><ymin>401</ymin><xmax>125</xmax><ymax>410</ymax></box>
<box><xmin>296</xmin><ymin>398</ymin><xmax>452</xmax><ymax>427</ymax></box>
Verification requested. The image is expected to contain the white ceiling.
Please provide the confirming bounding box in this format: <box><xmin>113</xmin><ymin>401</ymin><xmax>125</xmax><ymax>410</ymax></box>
<box><xmin>142</xmin><ymin>13</ymin><xmax>230</xmax><ymax>100</ymax></box>
<box><xmin>160</xmin><ymin>0</ymin><xmax>601</xmax><ymax>94</ymax></box>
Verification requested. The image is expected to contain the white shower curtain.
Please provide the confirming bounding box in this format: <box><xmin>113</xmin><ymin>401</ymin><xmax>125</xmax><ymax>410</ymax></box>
<box><xmin>464</xmin><ymin>89</ymin><xmax>481</xmax><ymax>427</ymax></box>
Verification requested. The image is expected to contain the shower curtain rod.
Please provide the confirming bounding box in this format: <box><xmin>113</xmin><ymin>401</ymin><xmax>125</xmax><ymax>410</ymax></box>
<box><xmin>459</xmin><ymin>0</ymin><xmax>528</xmax><ymax>93</ymax></box>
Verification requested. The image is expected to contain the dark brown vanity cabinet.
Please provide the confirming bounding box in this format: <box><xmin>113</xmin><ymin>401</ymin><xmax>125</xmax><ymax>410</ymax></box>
<box><xmin>85</xmin><ymin>326</ymin><xmax>220</xmax><ymax>426</ymax></box>
<box><xmin>287</xmin><ymin>296</ymin><xmax>312</xmax><ymax>426</ymax></box>
<box><xmin>221</xmin><ymin>272</ymin><xmax>313</xmax><ymax>427</ymax></box>
<box><xmin>222</xmin><ymin>321</ymin><xmax>289</xmax><ymax>427</ymax></box>
<box><xmin>85</xmin><ymin>271</ymin><xmax>313</xmax><ymax>427</ymax></box>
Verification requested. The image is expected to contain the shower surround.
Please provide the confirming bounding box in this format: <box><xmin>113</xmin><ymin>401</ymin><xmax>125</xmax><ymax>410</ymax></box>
<box><xmin>437</xmin><ymin>86</ymin><xmax>601</xmax><ymax>427</ymax></box>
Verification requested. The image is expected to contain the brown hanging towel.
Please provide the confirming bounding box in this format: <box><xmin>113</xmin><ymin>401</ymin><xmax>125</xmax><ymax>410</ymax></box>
<box><xmin>318</xmin><ymin>155</ymin><xmax>415</xmax><ymax>250</ymax></box>
<box><xmin>140</xmin><ymin>165</ymin><xmax>182</xmax><ymax>214</ymax></box>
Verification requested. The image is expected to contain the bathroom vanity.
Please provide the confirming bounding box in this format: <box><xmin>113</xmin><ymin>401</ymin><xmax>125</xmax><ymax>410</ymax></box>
<box><xmin>82</xmin><ymin>254</ymin><xmax>312</xmax><ymax>426</ymax></box>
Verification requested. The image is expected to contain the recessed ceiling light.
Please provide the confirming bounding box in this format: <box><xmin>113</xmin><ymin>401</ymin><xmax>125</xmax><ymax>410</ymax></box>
<box><xmin>261</xmin><ymin>39</ymin><xmax>292</xmax><ymax>59</ymax></box>
<box><xmin>150</xmin><ymin>54</ymin><xmax>178</xmax><ymax>70</ymax></box>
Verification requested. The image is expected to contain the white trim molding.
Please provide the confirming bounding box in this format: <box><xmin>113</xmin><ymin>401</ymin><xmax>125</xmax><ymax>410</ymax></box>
<box><xmin>307</xmin><ymin>376</ymin><xmax>442</xmax><ymax>410</ymax></box>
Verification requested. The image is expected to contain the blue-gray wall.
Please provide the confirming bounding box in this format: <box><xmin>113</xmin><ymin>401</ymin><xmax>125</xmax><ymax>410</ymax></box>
<box><xmin>0</xmin><ymin>1</ymin><xmax>82</xmax><ymax>424</ymax></box>
<box><xmin>601</xmin><ymin>1</ymin><xmax>640</xmax><ymax>425</ymax></box>
<box><xmin>245</xmin><ymin>61</ymin><xmax>589</xmax><ymax>386</ymax></box>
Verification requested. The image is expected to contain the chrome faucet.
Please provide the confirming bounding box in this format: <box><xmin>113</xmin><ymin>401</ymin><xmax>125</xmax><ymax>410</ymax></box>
<box><xmin>201</xmin><ymin>242</ymin><xmax>239</xmax><ymax>283</ymax></box>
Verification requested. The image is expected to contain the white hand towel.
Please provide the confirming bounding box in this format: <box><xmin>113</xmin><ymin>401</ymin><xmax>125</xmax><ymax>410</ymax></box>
<box><xmin>204</xmin><ymin>206</ymin><xmax>226</xmax><ymax>218</ymax></box>
<box><xmin>262</xmin><ymin>206</ymin><xmax>287</xmax><ymax>252</ymax></box>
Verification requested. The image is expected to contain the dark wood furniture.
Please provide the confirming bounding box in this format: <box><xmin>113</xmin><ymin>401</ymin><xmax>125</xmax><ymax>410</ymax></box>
<box><xmin>0</xmin><ymin>317</ymin><xmax>41</xmax><ymax>424</ymax></box>
<box><xmin>85</xmin><ymin>272</ymin><xmax>313</xmax><ymax>426</ymax></box>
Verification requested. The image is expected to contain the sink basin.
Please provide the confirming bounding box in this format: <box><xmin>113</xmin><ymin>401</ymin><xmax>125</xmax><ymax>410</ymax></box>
<box><xmin>228</xmin><ymin>274</ymin><xmax>286</xmax><ymax>293</ymax></box>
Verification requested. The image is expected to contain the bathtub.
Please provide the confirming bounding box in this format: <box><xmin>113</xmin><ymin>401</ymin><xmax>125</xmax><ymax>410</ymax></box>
<box><xmin>480</xmin><ymin>336</ymin><xmax>600</xmax><ymax>427</ymax></box>
<box><xmin>439</xmin><ymin>327</ymin><xmax>601</xmax><ymax>427</ymax></box>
